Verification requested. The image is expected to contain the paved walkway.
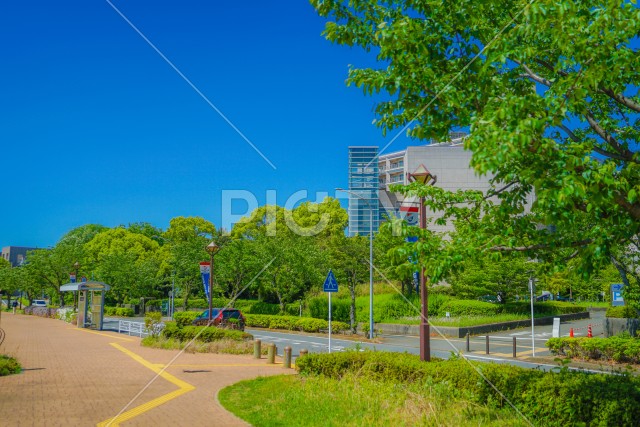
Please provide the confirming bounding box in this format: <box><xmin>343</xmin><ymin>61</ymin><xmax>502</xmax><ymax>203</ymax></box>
<box><xmin>0</xmin><ymin>313</ymin><xmax>292</xmax><ymax>426</ymax></box>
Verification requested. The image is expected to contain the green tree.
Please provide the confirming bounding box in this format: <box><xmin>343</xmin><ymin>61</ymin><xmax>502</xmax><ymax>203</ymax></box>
<box><xmin>84</xmin><ymin>228</ymin><xmax>162</xmax><ymax>304</ymax></box>
<box><xmin>328</xmin><ymin>234</ymin><xmax>369</xmax><ymax>333</ymax></box>
<box><xmin>162</xmin><ymin>216</ymin><xmax>217</xmax><ymax>308</ymax></box>
<box><xmin>313</xmin><ymin>0</ymin><xmax>640</xmax><ymax>284</ymax></box>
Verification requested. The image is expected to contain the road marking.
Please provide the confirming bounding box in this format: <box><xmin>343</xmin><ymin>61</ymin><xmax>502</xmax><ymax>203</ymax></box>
<box><xmin>71</xmin><ymin>328</ymin><xmax>134</xmax><ymax>341</ymax></box>
<box><xmin>96</xmin><ymin>343</ymin><xmax>195</xmax><ymax>427</ymax></box>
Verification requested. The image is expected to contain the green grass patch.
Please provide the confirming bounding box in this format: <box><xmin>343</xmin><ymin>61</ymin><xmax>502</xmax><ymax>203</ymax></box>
<box><xmin>219</xmin><ymin>374</ymin><xmax>526</xmax><ymax>427</ymax></box>
<box><xmin>0</xmin><ymin>355</ymin><xmax>21</xmax><ymax>376</ymax></box>
<box><xmin>141</xmin><ymin>335</ymin><xmax>259</xmax><ymax>355</ymax></box>
<box><xmin>382</xmin><ymin>314</ymin><xmax>532</xmax><ymax>327</ymax></box>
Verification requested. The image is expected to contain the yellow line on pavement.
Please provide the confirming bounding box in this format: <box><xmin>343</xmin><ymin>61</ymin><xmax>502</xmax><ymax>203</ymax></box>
<box><xmin>71</xmin><ymin>328</ymin><xmax>134</xmax><ymax>341</ymax></box>
<box><xmin>96</xmin><ymin>343</ymin><xmax>195</xmax><ymax>427</ymax></box>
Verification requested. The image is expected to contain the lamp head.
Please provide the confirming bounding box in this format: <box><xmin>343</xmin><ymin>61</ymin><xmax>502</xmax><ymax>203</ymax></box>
<box><xmin>408</xmin><ymin>164</ymin><xmax>436</xmax><ymax>185</ymax></box>
<box><xmin>206</xmin><ymin>241</ymin><xmax>220</xmax><ymax>254</ymax></box>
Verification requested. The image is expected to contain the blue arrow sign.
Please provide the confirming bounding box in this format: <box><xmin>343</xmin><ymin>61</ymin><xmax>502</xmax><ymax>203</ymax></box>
<box><xmin>323</xmin><ymin>270</ymin><xmax>338</xmax><ymax>293</ymax></box>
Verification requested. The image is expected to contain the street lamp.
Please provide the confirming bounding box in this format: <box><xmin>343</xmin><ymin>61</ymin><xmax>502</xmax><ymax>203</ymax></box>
<box><xmin>408</xmin><ymin>164</ymin><xmax>437</xmax><ymax>362</ymax></box>
<box><xmin>336</xmin><ymin>187</ymin><xmax>375</xmax><ymax>339</ymax></box>
<box><xmin>205</xmin><ymin>241</ymin><xmax>220</xmax><ymax>323</ymax></box>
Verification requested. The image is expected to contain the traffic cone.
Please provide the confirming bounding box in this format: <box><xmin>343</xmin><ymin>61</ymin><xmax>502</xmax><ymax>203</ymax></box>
<box><xmin>569</xmin><ymin>328</ymin><xmax>574</xmax><ymax>338</ymax></box>
<box><xmin>587</xmin><ymin>324</ymin><xmax>593</xmax><ymax>338</ymax></box>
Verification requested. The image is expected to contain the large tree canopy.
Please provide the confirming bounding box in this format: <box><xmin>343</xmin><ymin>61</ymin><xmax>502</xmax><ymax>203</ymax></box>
<box><xmin>313</xmin><ymin>0</ymin><xmax>640</xmax><ymax>280</ymax></box>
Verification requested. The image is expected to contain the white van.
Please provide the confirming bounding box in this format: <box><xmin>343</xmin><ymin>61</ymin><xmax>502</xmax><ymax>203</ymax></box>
<box><xmin>32</xmin><ymin>300</ymin><xmax>47</xmax><ymax>307</ymax></box>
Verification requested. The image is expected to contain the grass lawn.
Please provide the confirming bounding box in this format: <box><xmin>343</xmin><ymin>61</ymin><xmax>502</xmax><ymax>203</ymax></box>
<box><xmin>219</xmin><ymin>374</ymin><xmax>528</xmax><ymax>427</ymax></box>
<box><xmin>382</xmin><ymin>313</ymin><xmax>538</xmax><ymax>327</ymax></box>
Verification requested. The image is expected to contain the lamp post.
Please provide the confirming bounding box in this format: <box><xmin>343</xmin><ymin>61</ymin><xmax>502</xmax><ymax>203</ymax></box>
<box><xmin>336</xmin><ymin>187</ymin><xmax>374</xmax><ymax>339</ymax></box>
<box><xmin>205</xmin><ymin>241</ymin><xmax>220</xmax><ymax>323</ymax></box>
<box><xmin>408</xmin><ymin>164</ymin><xmax>437</xmax><ymax>362</ymax></box>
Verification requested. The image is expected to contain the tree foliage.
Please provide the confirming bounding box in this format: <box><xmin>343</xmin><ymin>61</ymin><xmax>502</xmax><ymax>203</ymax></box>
<box><xmin>313</xmin><ymin>0</ymin><xmax>640</xmax><ymax>284</ymax></box>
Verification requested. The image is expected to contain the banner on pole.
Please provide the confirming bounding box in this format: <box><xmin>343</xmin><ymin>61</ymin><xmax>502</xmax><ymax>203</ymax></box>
<box><xmin>200</xmin><ymin>262</ymin><xmax>211</xmax><ymax>300</ymax></box>
<box><xmin>69</xmin><ymin>273</ymin><xmax>76</xmax><ymax>283</ymax></box>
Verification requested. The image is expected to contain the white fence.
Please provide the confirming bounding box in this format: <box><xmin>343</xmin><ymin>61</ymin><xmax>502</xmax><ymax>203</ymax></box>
<box><xmin>118</xmin><ymin>320</ymin><xmax>164</xmax><ymax>337</ymax></box>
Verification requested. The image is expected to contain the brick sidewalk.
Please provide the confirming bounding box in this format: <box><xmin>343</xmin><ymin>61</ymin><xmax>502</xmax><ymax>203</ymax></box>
<box><xmin>0</xmin><ymin>313</ymin><xmax>292</xmax><ymax>426</ymax></box>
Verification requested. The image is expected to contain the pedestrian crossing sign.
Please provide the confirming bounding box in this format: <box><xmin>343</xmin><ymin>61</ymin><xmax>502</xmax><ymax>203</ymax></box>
<box><xmin>323</xmin><ymin>270</ymin><xmax>338</xmax><ymax>292</ymax></box>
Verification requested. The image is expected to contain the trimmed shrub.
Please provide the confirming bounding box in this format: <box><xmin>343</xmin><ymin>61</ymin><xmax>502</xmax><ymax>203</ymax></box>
<box><xmin>104</xmin><ymin>307</ymin><xmax>134</xmax><ymax>317</ymax></box>
<box><xmin>606</xmin><ymin>306</ymin><xmax>640</xmax><ymax>318</ymax></box>
<box><xmin>162</xmin><ymin>325</ymin><xmax>251</xmax><ymax>342</ymax></box>
<box><xmin>173</xmin><ymin>311</ymin><xmax>200</xmax><ymax>326</ymax></box>
<box><xmin>0</xmin><ymin>355</ymin><xmax>21</xmax><ymax>376</ymax></box>
<box><xmin>547</xmin><ymin>336</ymin><xmax>640</xmax><ymax>364</ymax></box>
<box><xmin>439</xmin><ymin>299</ymin><xmax>501</xmax><ymax>317</ymax></box>
<box><xmin>245</xmin><ymin>314</ymin><xmax>348</xmax><ymax>333</ymax></box>
<box><xmin>296</xmin><ymin>352</ymin><xmax>640</xmax><ymax>427</ymax></box>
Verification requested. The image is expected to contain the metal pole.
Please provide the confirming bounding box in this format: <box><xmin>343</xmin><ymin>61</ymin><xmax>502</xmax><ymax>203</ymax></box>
<box><xmin>208</xmin><ymin>253</ymin><xmax>213</xmax><ymax>323</ymax></box>
<box><xmin>171</xmin><ymin>272</ymin><xmax>175</xmax><ymax>319</ymax></box>
<box><xmin>369</xmin><ymin>206</ymin><xmax>374</xmax><ymax>339</ymax></box>
<box><xmin>328</xmin><ymin>291</ymin><xmax>332</xmax><ymax>353</ymax></box>
<box><xmin>529</xmin><ymin>276</ymin><xmax>535</xmax><ymax>357</ymax></box>
<box><xmin>419</xmin><ymin>196</ymin><xmax>430</xmax><ymax>362</ymax></box>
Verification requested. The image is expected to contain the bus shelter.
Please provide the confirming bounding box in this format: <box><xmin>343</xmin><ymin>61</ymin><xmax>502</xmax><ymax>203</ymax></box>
<box><xmin>60</xmin><ymin>281</ymin><xmax>110</xmax><ymax>330</ymax></box>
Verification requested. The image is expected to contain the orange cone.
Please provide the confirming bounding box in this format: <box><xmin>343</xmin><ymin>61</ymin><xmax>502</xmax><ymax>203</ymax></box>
<box><xmin>587</xmin><ymin>324</ymin><xmax>593</xmax><ymax>338</ymax></box>
<box><xmin>569</xmin><ymin>328</ymin><xmax>574</xmax><ymax>338</ymax></box>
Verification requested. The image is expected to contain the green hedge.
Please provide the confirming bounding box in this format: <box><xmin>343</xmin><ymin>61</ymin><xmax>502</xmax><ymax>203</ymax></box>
<box><xmin>606</xmin><ymin>306</ymin><xmax>639</xmax><ymax>318</ymax></box>
<box><xmin>0</xmin><ymin>355</ymin><xmax>22</xmax><ymax>376</ymax></box>
<box><xmin>104</xmin><ymin>307</ymin><xmax>135</xmax><ymax>317</ymax></box>
<box><xmin>296</xmin><ymin>352</ymin><xmax>640</xmax><ymax>426</ymax></box>
<box><xmin>547</xmin><ymin>336</ymin><xmax>640</xmax><ymax>364</ymax></box>
<box><xmin>245</xmin><ymin>314</ymin><xmax>348</xmax><ymax>333</ymax></box>
<box><xmin>439</xmin><ymin>299</ymin><xmax>501</xmax><ymax>317</ymax></box>
<box><xmin>161</xmin><ymin>322</ymin><xmax>252</xmax><ymax>342</ymax></box>
<box><xmin>173</xmin><ymin>311</ymin><xmax>200</xmax><ymax>326</ymax></box>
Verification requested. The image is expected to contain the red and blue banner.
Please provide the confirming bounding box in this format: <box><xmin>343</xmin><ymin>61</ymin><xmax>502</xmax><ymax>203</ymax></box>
<box><xmin>200</xmin><ymin>262</ymin><xmax>211</xmax><ymax>299</ymax></box>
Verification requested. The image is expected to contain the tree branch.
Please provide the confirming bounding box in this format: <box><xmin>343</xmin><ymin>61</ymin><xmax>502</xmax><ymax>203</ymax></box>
<box><xmin>513</xmin><ymin>59</ymin><xmax>552</xmax><ymax>87</ymax></box>
<box><xmin>599</xmin><ymin>88</ymin><xmax>640</xmax><ymax>113</ymax></box>
<box><xmin>585</xmin><ymin>113</ymin><xmax>633</xmax><ymax>160</ymax></box>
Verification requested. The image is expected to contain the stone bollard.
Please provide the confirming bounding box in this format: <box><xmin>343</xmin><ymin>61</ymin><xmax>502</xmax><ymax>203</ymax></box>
<box><xmin>299</xmin><ymin>349</ymin><xmax>308</xmax><ymax>358</ymax></box>
<box><xmin>253</xmin><ymin>339</ymin><xmax>261</xmax><ymax>359</ymax></box>
<box><xmin>267</xmin><ymin>343</ymin><xmax>276</xmax><ymax>364</ymax></box>
<box><xmin>283</xmin><ymin>346</ymin><xmax>292</xmax><ymax>369</ymax></box>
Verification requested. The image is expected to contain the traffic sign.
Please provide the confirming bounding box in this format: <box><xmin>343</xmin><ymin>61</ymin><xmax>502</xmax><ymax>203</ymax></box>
<box><xmin>323</xmin><ymin>270</ymin><xmax>338</xmax><ymax>293</ymax></box>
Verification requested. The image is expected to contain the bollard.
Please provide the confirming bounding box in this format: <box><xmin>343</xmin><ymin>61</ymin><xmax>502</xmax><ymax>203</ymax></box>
<box><xmin>299</xmin><ymin>349</ymin><xmax>308</xmax><ymax>358</ymax></box>
<box><xmin>466</xmin><ymin>333</ymin><xmax>470</xmax><ymax>352</ymax></box>
<box><xmin>569</xmin><ymin>328</ymin><xmax>574</xmax><ymax>338</ymax></box>
<box><xmin>267</xmin><ymin>344</ymin><xmax>276</xmax><ymax>364</ymax></box>
<box><xmin>513</xmin><ymin>336</ymin><xmax>517</xmax><ymax>358</ymax></box>
<box><xmin>283</xmin><ymin>346</ymin><xmax>292</xmax><ymax>369</ymax></box>
<box><xmin>253</xmin><ymin>339</ymin><xmax>261</xmax><ymax>359</ymax></box>
<box><xmin>587</xmin><ymin>324</ymin><xmax>593</xmax><ymax>338</ymax></box>
<box><xmin>485</xmin><ymin>335</ymin><xmax>490</xmax><ymax>355</ymax></box>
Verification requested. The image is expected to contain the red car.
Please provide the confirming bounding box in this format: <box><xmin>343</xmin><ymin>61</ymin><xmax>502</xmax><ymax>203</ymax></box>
<box><xmin>192</xmin><ymin>308</ymin><xmax>246</xmax><ymax>331</ymax></box>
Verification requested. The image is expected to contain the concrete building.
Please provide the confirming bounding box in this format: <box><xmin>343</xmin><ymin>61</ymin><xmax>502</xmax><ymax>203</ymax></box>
<box><xmin>1</xmin><ymin>246</ymin><xmax>36</xmax><ymax>267</ymax></box>
<box><xmin>348</xmin><ymin>134</ymin><xmax>502</xmax><ymax>234</ymax></box>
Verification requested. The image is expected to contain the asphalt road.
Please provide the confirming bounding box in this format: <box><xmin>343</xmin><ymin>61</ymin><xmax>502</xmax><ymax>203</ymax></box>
<box><xmin>104</xmin><ymin>309</ymin><xmax>610</xmax><ymax>373</ymax></box>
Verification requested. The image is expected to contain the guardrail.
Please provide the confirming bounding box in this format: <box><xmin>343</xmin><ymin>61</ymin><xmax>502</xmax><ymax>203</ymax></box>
<box><xmin>118</xmin><ymin>320</ymin><xmax>164</xmax><ymax>337</ymax></box>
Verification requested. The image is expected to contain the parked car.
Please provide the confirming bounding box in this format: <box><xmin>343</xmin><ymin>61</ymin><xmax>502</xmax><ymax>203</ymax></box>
<box><xmin>192</xmin><ymin>308</ymin><xmax>246</xmax><ymax>331</ymax></box>
<box><xmin>31</xmin><ymin>300</ymin><xmax>47</xmax><ymax>307</ymax></box>
<box><xmin>535</xmin><ymin>294</ymin><xmax>551</xmax><ymax>302</ymax></box>
<box><xmin>556</xmin><ymin>295</ymin><xmax>575</xmax><ymax>302</ymax></box>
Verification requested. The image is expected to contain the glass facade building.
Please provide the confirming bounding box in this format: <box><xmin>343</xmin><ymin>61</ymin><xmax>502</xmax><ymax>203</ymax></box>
<box><xmin>347</xmin><ymin>146</ymin><xmax>379</xmax><ymax>237</ymax></box>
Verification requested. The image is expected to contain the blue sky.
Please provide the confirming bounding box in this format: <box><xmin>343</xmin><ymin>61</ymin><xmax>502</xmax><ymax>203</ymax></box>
<box><xmin>0</xmin><ymin>1</ymin><xmax>414</xmax><ymax>248</ymax></box>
